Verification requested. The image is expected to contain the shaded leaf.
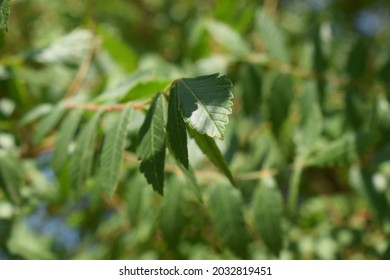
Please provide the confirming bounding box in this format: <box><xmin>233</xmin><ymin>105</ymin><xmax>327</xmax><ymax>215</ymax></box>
<box><xmin>71</xmin><ymin>111</ymin><xmax>103</xmax><ymax>192</ymax></box>
<box><xmin>96</xmin><ymin>105</ymin><xmax>132</xmax><ymax>197</ymax></box>
<box><xmin>188</xmin><ymin>126</ymin><xmax>236</xmax><ymax>187</ymax></box>
<box><xmin>159</xmin><ymin>180</ymin><xmax>185</xmax><ymax>247</ymax></box>
<box><xmin>253</xmin><ymin>176</ymin><xmax>283</xmax><ymax>255</ymax></box>
<box><xmin>52</xmin><ymin>108</ymin><xmax>84</xmax><ymax>172</ymax></box>
<box><xmin>137</xmin><ymin>93</ymin><xmax>166</xmax><ymax>194</ymax></box>
<box><xmin>266</xmin><ymin>73</ymin><xmax>293</xmax><ymax>136</ymax></box>
<box><xmin>33</xmin><ymin>103</ymin><xmax>67</xmax><ymax>144</ymax></box>
<box><xmin>208</xmin><ymin>183</ymin><xmax>249</xmax><ymax>258</ymax></box>
<box><xmin>167</xmin><ymin>84</ymin><xmax>188</xmax><ymax>168</ymax></box>
<box><xmin>239</xmin><ymin>63</ymin><xmax>263</xmax><ymax>115</ymax></box>
<box><xmin>177</xmin><ymin>73</ymin><xmax>233</xmax><ymax>140</ymax></box>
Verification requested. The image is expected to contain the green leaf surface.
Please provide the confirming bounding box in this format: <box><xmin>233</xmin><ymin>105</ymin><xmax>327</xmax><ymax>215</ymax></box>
<box><xmin>20</xmin><ymin>104</ymin><xmax>53</xmax><ymax>126</ymax></box>
<box><xmin>266</xmin><ymin>73</ymin><xmax>293</xmax><ymax>136</ymax></box>
<box><xmin>253</xmin><ymin>176</ymin><xmax>283</xmax><ymax>255</ymax></box>
<box><xmin>167</xmin><ymin>84</ymin><xmax>189</xmax><ymax>168</ymax></box>
<box><xmin>0</xmin><ymin>153</ymin><xmax>22</xmax><ymax>205</ymax></box>
<box><xmin>208</xmin><ymin>183</ymin><xmax>249</xmax><ymax>258</ymax></box>
<box><xmin>256</xmin><ymin>9</ymin><xmax>289</xmax><ymax>63</ymax></box>
<box><xmin>188</xmin><ymin>126</ymin><xmax>236</xmax><ymax>187</ymax></box>
<box><xmin>305</xmin><ymin>132</ymin><xmax>374</xmax><ymax>167</ymax></box>
<box><xmin>206</xmin><ymin>19</ymin><xmax>251</xmax><ymax>56</ymax></box>
<box><xmin>177</xmin><ymin>73</ymin><xmax>233</xmax><ymax>140</ymax></box>
<box><xmin>97</xmin><ymin>25</ymin><xmax>138</xmax><ymax>72</ymax></box>
<box><xmin>71</xmin><ymin>111</ymin><xmax>103</xmax><ymax>193</ymax></box>
<box><xmin>137</xmin><ymin>93</ymin><xmax>166</xmax><ymax>194</ymax></box>
<box><xmin>96</xmin><ymin>105</ymin><xmax>132</xmax><ymax>197</ymax></box>
<box><xmin>52</xmin><ymin>108</ymin><xmax>84</xmax><ymax>172</ymax></box>
<box><xmin>0</xmin><ymin>0</ymin><xmax>9</xmax><ymax>31</ymax></box>
<box><xmin>159</xmin><ymin>181</ymin><xmax>185</xmax><ymax>247</ymax></box>
<box><xmin>239</xmin><ymin>63</ymin><xmax>263</xmax><ymax>115</ymax></box>
<box><xmin>33</xmin><ymin>103</ymin><xmax>67</xmax><ymax>144</ymax></box>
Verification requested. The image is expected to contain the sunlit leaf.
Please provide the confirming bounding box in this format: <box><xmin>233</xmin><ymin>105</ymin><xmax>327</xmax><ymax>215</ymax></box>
<box><xmin>0</xmin><ymin>0</ymin><xmax>10</xmax><ymax>31</ymax></box>
<box><xmin>176</xmin><ymin>73</ymin><xmax>233</xmax><ymax>140</ymax></box>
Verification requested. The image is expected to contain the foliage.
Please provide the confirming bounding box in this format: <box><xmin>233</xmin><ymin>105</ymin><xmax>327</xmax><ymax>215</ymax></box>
<box><xmin>1</xmin><ymin>0</ymin><xmax>390</xmax><ymax>260</ymax></box>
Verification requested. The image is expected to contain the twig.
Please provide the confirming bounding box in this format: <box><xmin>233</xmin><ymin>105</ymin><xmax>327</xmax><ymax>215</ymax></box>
<box><xmin>65</xmin><ymin>101</ymin><xmax>148</xmax><ymax>112</ymax></box>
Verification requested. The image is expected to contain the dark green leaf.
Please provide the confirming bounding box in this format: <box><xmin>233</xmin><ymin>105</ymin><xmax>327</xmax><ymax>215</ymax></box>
<box><xmin>346</xmin><ymin>40</ymin><xmax>368</xmax><ymax>79</ymax></box>
<box><xmin>253</xmin><ymin>176</ymin><xmax>283</xmax><ymax>255</ymax></box>
<box><xmin>137</xmin><ymin>93</ymin><xmax>166</xmax><ymax>194</ymax></box>
<box><xmin>266</xmin><ymin>73</ymin><xmax>293</xmax><ymax>136</ymax></box>
<box><xmin>167</xmin><ymin>84</ymin><xmax>188</xmax><ymax>168</ymax></box>
<box><xmin>208</xmin><ymin>183</ymin><xmax>249</xmax><ymax>258</ymax></box>
<box><xmin>188</xmin><ymin>126</ymin><xmax>236</xmax><ymax>187</ymax></box>
<box><xmin>71</xmin><ymin>111</ymin><xmax>103</xmax><ymax>192</ymax></box>
<box><xmin>239</xmin><ymin>63</ymin><xmax>263</xmax><ymax>115</ymax></box>
<box><xmin>159</xmin><ymin>180</ymin><xmax>185</xmax><ymax>247</ymax></box>
<box><xmin>176</xmin><ymin>73</ymin><xmax>233</xmax><ymax>140</ymax></box>
<box><xmin>52</xmin><ymin>108</ymin><xmax>84</xmax><ymax>172</ymax></box>
<box><xmin>96</xmin><ymin>105</ymin><xmax>132</xmax><ymax>197</ymax></box>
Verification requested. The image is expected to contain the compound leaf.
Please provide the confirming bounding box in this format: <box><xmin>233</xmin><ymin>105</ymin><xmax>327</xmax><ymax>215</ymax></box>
<box><xmin>33</xmin><ymin>103</ymin><xmax>67</xmax><ymax>144</ymax></box>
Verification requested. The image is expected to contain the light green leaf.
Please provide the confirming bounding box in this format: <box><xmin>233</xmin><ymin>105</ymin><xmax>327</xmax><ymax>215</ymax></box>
<box><xmin>159</xmin><ymin>180</ymin><xmax>185</xmax><ymax>247</ymax></box>
<box><xmin>0</xmin><ymin>0</ymin><xmax>10</xmax><ymax>31</ymax></box>
<box><xmin>97</xmin><ymin>25</ymin><xmax>138</xmax><ymax>72</ymax></box>
<box><xmin>20</xmin><ymin>104</ymin><xmax>53</xmax><ymax>126</ymax></box>
<box><xmin>0</xmin><ymin>153</ymin><xmax>22</xmax><ymax>205</ymax></box>
<box><xmin>96</xmin><ymin>105</ymin><xmax>132</xmax><ymax>197</ymax></box>
<box><xmin>256</xmin><ymin>9</ymin><xmax>289</xmax><ymax>63</ymax></box>
<box><xmin>177</xmin><ymin>73</ymin><xmax>233</xmax><ymax>140</ymax></box>
<box><xmin>167</xmin><ymin>84</ymin><xmax>188</xmax><ymax>168</ymax></box>
<box><xmin>305</xmin><ymin>132</ymin><xmax>374</xmax><ymax>167</ymax></box>
<box><xmin>71</xmin><ymin>111</ymin><xmax>103</xmax><ymax>192</ymax></box>
<box><xmin>188</xmin><ymin>126</ymin><xmax>236</xmax><ymax>187</ymax></box>
<box><xmin>33</xmin><ymin>103</ymin><xmax>67</xmax><ymax>144</ymax></box>
<box><xmin>52</xmin><ymin>108</ymin><xmax>84</xmax><ymax>172</ymax></box>
<box><xmin>206</xmin><ymin>19</ymin><xmax>251</xmax><ymax>56</ymax></box>
<box><xmin>7</xmin><ymin>220</ymin><xmax>55</xmax><ymax>260</ymax></box>
<box><xmin>208</xmin><ymin>183</ymin><xmax>249</xmax><ymax>258</ymax></box>
<box><xmin>253</xmin><ymin>176</ymin><xmax>283</xmax><ymax>255</ymax></box>
<box><xmin>137</xmin><ymin>93</ymin><xmax>166</xmax><ymax>194</ymax></box>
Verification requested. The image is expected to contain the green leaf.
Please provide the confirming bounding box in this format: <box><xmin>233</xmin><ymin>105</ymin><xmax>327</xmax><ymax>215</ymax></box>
<box><xmin>96</xmin><ymin>71</ymin><xmax>171</xmax><ymax>103</ymax></box>
<box><xmin>52</xmin><ymin>108</ymin><xmax>84</xmax><ymax>172</ymax></box>
<box><xmin>0</xmin><ymin>153</ymin><xmax>22</xmax><ymax>205</ymax></box>
<box><xmin>208</xmin><ymin>183</ymin><xmax>249</xmax><ymax>258</ymax></box>
<box><xmin>137</xmin><ymin>93</ymin><xmax>166</xmax><ymax>194</ymax></box>
<box><xmin>20</xmin><ymin>104</ymin><xmax>53</xmax><ymax>126</ymax></box>
<box><xmin>33</xmin><ymin>103</ymin><xmax>67</xmax><ymax>144</ymax></box>
<box><xmin>305</xmin><ymin>132</ymin><xmax>374</xmax><ymax>167</ymax></box>
<box><xmin>239</xmin><ymin>63</ymin><xmax>263</xmax><ymax>115</ymax></box>
<box><xmin>0</xmin><ymin>0</ymin><xmax>10</xmax><ymax>32</ymax></box>
<box><xmin>167</xmin><ymin>84</ymin><xmax>188</xmax><ymax>169</ymax></box>
<box><xmin>266</xmin><ymin>73</ymin><xmax>293</xmax><ymax>136</ymax></box>
<box><xmin>7</xmin><ymin>219</ymin><xmax>56</xmax><ymax>260</ymax></box>
<box><xmin>159</xmin><ymin>180</ymin><xmax>185</xmax><ymax>247</ymax></box>
<box><xmin>206</xmin><ymin>19</ymin><xmax>251</xmax><ymax>56</ymax></box>
<box><xmin>71</xmin><ymin>111</ymin><xmax>103</xmax><ymax>192</ymax></box>
<box><xmin>295</xmin><ymin>81</ymin><xmax>323</xmax><ymax>156</ymax></box>
<box><xmin>96</xmin><ymin>105</ymin><xmax>132</xmax><ymax>197</ymax></box>
<box><xmin>256</xmin><ymin>9</ymin><xmax>289</xmax><ymax>63</ymax></box>
<box><xmin>176</xmin><ymin>73</ymin><xmax>233</xmax><ymax>140</ymax></box>
<box><xmin>97</xmin><ymin>25</ymin><xmax>138</xmax><ymax>72</ymax></box>
<box><xmin>346</xmin><ymin>40</ymin><xmax>368</xmax><ymax>79</ymax></box>
<box><xmin>188</xmin><ymin>126</ymin><xmax>236</xmax><ymax>187</ymax></box>
<box><xmin>349</xmin><ymin>166</ymin><xmax>390</xmax><ymax>223</ymax></box>
<box><xmin>253</xmin><ymin>176</ymin><xmax>283</xmax><ymax>255</ymax></box>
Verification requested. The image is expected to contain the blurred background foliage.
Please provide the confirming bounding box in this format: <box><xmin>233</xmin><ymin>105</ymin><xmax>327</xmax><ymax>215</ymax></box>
<box><xmin>1</xmin><ymin>0</ymin><xmax>390</xmax><ymax>260</ymax></box>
